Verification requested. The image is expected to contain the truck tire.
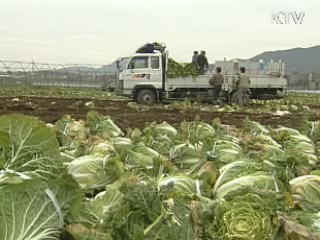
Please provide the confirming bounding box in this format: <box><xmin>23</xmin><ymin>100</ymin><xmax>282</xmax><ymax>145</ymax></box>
<box><xmin>230</xmin><ymin>90</ymin><xmax>240</xmax><ymax>104</ymax></box>
<box><xmin>136</xmin><ymin>89</ymin><xmax>157</xmax><ymax>105</ymax></box>
<box><xmin>230</xmin><ymin>90</ymin><xmax>249</xmax><ymax>105</ymax></box>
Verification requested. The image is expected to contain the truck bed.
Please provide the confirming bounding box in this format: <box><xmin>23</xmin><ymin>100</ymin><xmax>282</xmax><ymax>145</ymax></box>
<box><xmin>166</xmin><ymin>74</ymin><xmax>287</xmax><ymax>91</ymax></box>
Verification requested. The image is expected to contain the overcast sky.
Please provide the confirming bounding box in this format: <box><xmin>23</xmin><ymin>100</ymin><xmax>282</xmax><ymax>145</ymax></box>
<box><xmin>0</xmin><ymin>0</ymin><xmax>319</xmax><ymax>65</ymax></box>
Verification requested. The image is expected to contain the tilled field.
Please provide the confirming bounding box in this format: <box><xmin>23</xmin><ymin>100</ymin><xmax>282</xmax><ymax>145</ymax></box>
<box><xmin>0</xmin><ymin>96</ymin><xmax>318</xmax><ymax>130</ymax></box>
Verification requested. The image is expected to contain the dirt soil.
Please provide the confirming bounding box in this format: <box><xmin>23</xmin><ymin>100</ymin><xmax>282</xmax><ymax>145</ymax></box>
<box><xmin>0</xmin><ymin>96</ymin><xmax>318</xmax><ymax>131</ymax></box>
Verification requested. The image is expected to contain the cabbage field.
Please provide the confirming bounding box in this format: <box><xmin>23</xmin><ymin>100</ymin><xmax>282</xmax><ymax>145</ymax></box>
<box><xmin>0</xmin><ymin>90</ymin><xmax>320</xmax><ymax>240</ymax></box>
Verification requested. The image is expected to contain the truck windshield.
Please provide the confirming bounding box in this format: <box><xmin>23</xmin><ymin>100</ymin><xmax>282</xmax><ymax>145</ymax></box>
<box><xmin>128</xmin><ymin>56</ymin><xmax>149</xmax><ymax>69</ymax></box>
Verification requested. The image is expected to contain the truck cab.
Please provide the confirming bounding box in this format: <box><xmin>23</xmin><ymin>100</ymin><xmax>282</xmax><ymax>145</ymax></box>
<box><xmin>118</xmin><ymin>52</ymin><xmax>164</xmax><ymax>103</ymax></box>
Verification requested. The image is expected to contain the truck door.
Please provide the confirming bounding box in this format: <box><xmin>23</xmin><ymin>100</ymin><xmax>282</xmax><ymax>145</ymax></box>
<box><xmin>123</xmin><ymin>56</ymin><xmax>150</xmax><ymax>90</ymax></box>
<box><xmin>150</xmin><ymin>56</ymin><xmax>162</xmax><ymax>82</ymax></box>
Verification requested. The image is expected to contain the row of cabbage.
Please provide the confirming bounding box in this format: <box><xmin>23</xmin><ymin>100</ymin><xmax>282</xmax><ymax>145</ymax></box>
<box><xmin>0</xmin><ymin>111</ymin><xmax>320</xmax><ymax>240</ymax></box>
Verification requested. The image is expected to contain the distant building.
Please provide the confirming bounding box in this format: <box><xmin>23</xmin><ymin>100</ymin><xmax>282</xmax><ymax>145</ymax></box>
<box><xmin>214</xmin><ymin>59</ymin><xmax>286</xmax><ymax>75</ymax></box>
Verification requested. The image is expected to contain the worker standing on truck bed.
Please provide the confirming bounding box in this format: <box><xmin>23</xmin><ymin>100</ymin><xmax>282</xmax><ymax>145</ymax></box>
<box><xmin>191</xmin><ymin>51</ymin><xmax>199</xmax><ymax>68</ymax></box>
<box><xmin>197</xmin><ymin>50</ymin><xmax>209</xmax><ymax>74</ymax></box>
<box><xmin>209</xmin><ymin>67</ymin><xmax>224</xmax><ymax>101</ymax></box>
<box><xmin>237</xmin><ymin>67</ymin><xmax>251</xmax><ymax>105</ymax></box>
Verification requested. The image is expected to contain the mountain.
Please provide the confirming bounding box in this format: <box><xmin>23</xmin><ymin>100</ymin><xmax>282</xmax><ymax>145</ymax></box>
<box><xmin>250</xmin><ymin>45</ymin><xmax>320</xmax><ymax>73</ymax></box>
<box><xmin>61</xmin><ymin>66</ymin><xmax>95</xmax><ymax>74</ymax></box>
<box><xmin>60</xmin><ymin>64</ymin><xmax>118</xmax><ymax>76</ymax></box>
<box><xmin>97</xmin><ymin>63</ymin><xmax>118</xmax><ymax>72</ymax></box>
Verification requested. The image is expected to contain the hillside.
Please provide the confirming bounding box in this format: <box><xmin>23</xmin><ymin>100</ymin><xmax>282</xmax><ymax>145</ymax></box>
<box><xmin>250</xmin><ymin>46</ymin><xmax>320</xmax><ymax>73</ymax></box>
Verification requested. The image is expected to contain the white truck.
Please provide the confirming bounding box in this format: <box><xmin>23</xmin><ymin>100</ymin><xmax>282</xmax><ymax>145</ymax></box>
<box><xmin>116</xmin><ymin>44</ymin><xmax>287</xmax><ymax>105</ymax></box>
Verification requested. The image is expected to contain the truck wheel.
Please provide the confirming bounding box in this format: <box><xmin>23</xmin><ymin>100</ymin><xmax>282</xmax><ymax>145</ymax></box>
<box><xmin>136</xmin><ymin>89</ymin><xmax>157</xmax><ymax>105</ymax></box>
<box><xmin>230</xmin><ymin>90</ymin><xmax>240</xmax><ymax>104</ymax></box>
<box><xmin>230</xmin><ymin>90</ymin><xmax>249</xmax><ymax>105</ymax></box>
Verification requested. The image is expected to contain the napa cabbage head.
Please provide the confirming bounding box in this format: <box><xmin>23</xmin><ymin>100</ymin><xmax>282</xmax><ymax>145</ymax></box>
<box><xmin>68</xmin><ymin>154</ymin><xmax>124</xmax><ymax>190</ymax></box>
<box><xmin>214</xmin><ymin>173</ymin><xmax>283</xmax><ymax>200</ymax></box>
<box><xmin>213</xmin><ymin>160</ymin><xmax>274</xmax><ymax>192</ymax></box>
<box><xmin>86</xmin><ymin>111</ymin><xmax>123</xmax><ymax>139</ymax></box>
<box><xmin>290</xmin><ymin>175</ymin><xmax>320</xmax><ymax>212</ymax></box>
<box><xmin>208</xmin><ymin>193</ymin><xmax>280</xmax><ymax>240</ymax></box>
<box><xmin>0</xmin><ymin>114</ymin><xmax>62</xmax><ymax>176</ymax></box>
<box><xmin>206</xmin><ymin>140</ymin><xmax>242</xmax><ymax>166</ymax></box>
<box><xmin>0</xmin><ymin>172</ymin><xmax>82</xmax><ymax>240</ymax></box>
